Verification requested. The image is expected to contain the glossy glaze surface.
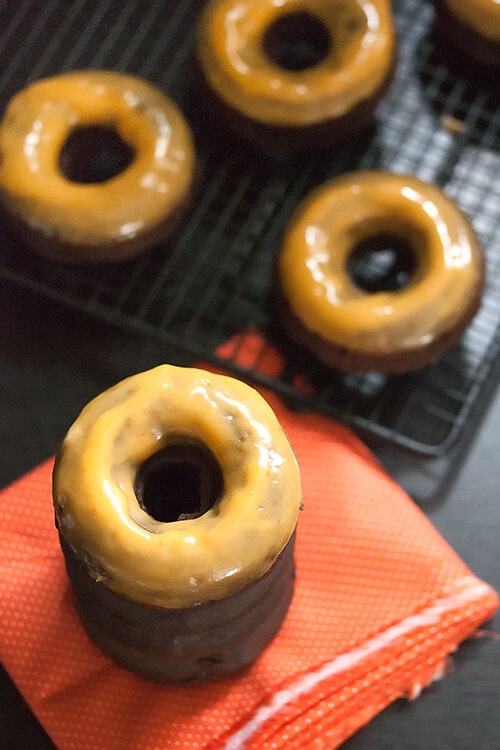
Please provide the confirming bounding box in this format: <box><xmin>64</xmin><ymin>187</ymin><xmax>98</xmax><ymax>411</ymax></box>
<box><xmin>0</xmin><ymin>71</ymin><xmax>195</xmax><ymax>250</ymax></box>
<box><xmin>444</xmin><ymin>0</ymin><xmax>500</xmax><ymax>40</ymax></box>
<box><xmin>53</xmin><ymin>365</ymin><xmax>301</xmax><ymax>608</ymax></box>
<box><xmin>278</xmin><ymin>171</ymin><xmax>485</xmax><ymax>354</ymax></box>
<box><xmin>197</xmin><ymin>0</ymin><xmax>394</xmax><ymax>126</ymax></box>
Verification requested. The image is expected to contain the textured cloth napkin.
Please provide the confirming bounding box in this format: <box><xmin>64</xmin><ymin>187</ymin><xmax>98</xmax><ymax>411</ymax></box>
<box><xmin>0</xmin><ymin>331</ymin><xmax>497</xmax><ymax>750</ymax></box>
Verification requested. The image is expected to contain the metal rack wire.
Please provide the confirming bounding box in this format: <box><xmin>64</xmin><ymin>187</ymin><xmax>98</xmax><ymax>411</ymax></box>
<box><xmin>0</xmin><ymin>0</ymin><xmax>498</xmax><ymax>457</ymax></box>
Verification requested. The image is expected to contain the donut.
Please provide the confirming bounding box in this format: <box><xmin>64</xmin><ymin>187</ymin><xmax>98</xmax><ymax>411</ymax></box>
<box><xmin>0</xmin><ymin>71</ymin><xmax>196</xmax><ymax>263</ymax></box>
<box><xmin>196</xmin><ymin>0</ymin><xmax>395</xmax><ymax>153</ymax></box>
<box><xmin>275</xmin><ymin>171</ymin><xmax>486</xmax><ymax>373</ymax></box>
<box><xmin>53</xmin><ymin>365</ymin><xmax>301</xmax><ymax>683</ymax></box>
<box><xmin>432</xmin><ymin>0</ymin><xmax>500</xmax><ymax>68</ymax></box>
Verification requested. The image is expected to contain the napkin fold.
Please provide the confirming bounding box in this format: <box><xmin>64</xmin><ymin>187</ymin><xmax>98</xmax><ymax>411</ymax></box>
<box><xmin>0</xmin><ymin>331</ymin><xmax>497</xmax><ymax>750</ymax></box>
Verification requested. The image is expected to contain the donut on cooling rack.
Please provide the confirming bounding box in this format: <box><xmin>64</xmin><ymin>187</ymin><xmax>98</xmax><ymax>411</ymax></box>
<box><xmin>432</xmin><ymin>0</ymin><xmax>500</xmax><ymax>68</ymax></box>
<box><xmin>275</xmin><ymin>171</ymin><xmax>486</xmax><ymax>373</ymax></box>
<box><xmin>196</xmin><ymin>0</ymin><xmax>395</xmax><ymax>153</ymax></box>
<box><xmin>53</xmin><ymin>365</ymin><xmax>301</xmax><ymax>683</ymax></box>
<box><xmin>0</xmin><ymin>71</ymin><xmax>196</xmax><ymax>263</ymax></box>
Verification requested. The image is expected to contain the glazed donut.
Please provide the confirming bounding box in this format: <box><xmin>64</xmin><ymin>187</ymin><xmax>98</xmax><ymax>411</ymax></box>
<box><xmin>432</xmin><ymin>0</ymin><xmax>500</xmax><ymax>68</ymax></box>
<box><xmin>0</xmin><ymin>71</ymin><xmax>196</xmax><ymax>263</ymax></box>
<box><xmin>196</xmin><ymin>0</ymin><xmax>395</xmax><ymax>153</ymax></box>
<box><xmin>53</xmin><ymin>365</ymin><xmax>301</xmax><ymax>682</ymax></box>
<box><xmin>275</xmin><ymin>171</ymin><xmax>486</xmax><ymax>373</ymax></box>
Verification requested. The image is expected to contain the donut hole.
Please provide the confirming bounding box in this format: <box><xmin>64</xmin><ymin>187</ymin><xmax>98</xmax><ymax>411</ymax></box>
<box><xmin>134</xmin><ymin>443</ymin><xmax>224</xmax><ymax>523</ymax></box>
<box><xmin>262</xmin><ymin>12</ymin><xmax>331</xmax><ymax>72</ymax></box>
<box><xmin>59</xmin><ymin>124</ymin><xmax>135</xmax><ymax>184</ymax></box>
<box><xmin>347</xmin><ymin>234</ymin><xmax>418</xmax><ymax>293</ymax></box>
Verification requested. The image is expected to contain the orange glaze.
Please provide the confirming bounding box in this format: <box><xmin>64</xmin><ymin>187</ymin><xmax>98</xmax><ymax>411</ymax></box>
<box><xmin>53</xmin><ymin>365</ymin><xmax>302</xmax><ymax>609</ymax></box>
<box><xmin>444</xmin><ymin>0</ymin><xmax>500</xmax><ymax>40</ymax></box>
<box><xmin>278</xmin><ymin>171</ymin><xmax>485</xmax><ymax>355</ymax></box>
<box><xmin>0</xmin><ymin>71</ymin><xmax>195</xmax><ymax>261</ymax></box>
<box><xmin>196</xmin><ymin>0</ymin><xmax>395</xmax><ymax>127</ymax></box>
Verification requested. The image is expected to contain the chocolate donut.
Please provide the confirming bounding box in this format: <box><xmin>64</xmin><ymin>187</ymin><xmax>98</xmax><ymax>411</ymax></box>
<box><xmin>196</xmin><ymin>0</ymin><xmax>396</xmax><ymax>153</ymax></box>
<box><xmin>432</xmin><ymin>0</ymin><xmax>500</xmax><ymax>68</ymax></box>
<box><xmin>0</xmin><ymin>71</ymin><xmax>196</xmax><ymax>263</ymax></box>
<box><xmin>275</xmin><ymin>171</ymin><xmax>486</xmax><ymax>373</ymax></box>
<box><xmin>53</xmin><ymin>365</ymin><xmax>301</xmax><ymax>682</ymax></box>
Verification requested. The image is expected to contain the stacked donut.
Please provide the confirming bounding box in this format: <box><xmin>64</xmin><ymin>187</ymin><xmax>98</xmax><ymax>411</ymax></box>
<box><xmin>53</xmin><ymin>366</ymin><xmax>301</xmax><ymax>682</ymax></box>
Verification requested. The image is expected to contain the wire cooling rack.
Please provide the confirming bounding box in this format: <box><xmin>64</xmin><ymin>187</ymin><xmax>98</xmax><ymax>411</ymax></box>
<box><xmin>0</xmin><ymin>0</ymin><xmax>498</xmax><ymax>457</ymax></box>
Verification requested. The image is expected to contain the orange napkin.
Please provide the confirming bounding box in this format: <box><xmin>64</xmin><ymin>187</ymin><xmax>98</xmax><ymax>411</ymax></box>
<box><xmin>0</xmin><ymin>331</ymin><xmax>497</xmax><ymax>750</ymax></box>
